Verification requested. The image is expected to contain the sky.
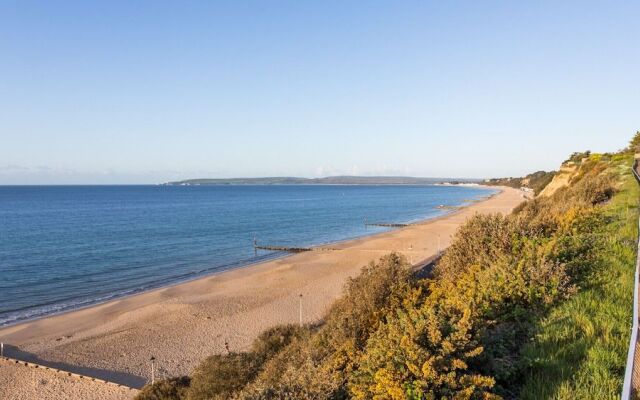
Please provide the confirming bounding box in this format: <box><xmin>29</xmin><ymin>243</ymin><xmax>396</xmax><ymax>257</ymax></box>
<box><xmin>0</xmin><ymin>1</ymin><xmax>638</xmax><ymax>184</ymax></box>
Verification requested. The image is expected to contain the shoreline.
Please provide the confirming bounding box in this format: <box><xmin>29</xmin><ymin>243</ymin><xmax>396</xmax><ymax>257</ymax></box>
<box><xmin>0</xmin><ymin>187</ymin><xmax>499</xmax><ymax>330</ymax></box>
<box><xmin>0</xmin><ymin>186</ymin><xmax>524</xmax><ymax>391</ymax></box>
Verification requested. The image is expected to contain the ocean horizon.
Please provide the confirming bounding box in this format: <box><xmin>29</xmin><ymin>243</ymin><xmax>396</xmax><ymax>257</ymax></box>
<box><xmin>0</xmin><ymin>184</ymin><xmax>497</xmax><ymax>327</ymax></box>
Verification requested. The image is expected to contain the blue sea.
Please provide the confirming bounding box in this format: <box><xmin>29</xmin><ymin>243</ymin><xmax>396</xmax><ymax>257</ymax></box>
<box><xmin>0</xmin><ymin>184</ymin><xmax>496</xmax><ymax>327</ymax></box>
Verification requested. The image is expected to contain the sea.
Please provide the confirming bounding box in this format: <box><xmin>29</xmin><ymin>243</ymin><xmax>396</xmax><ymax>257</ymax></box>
<box><xmin>0</xmin><ymin>184</ymin><xmax>496</xmax><ymax>327</ymax></box>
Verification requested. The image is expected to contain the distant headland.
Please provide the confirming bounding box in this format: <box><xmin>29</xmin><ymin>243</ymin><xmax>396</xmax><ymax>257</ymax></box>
<box><xmin>165</xmin><ymin>176</ymin><xmax>481</xmax><ymax>186</ymax></box>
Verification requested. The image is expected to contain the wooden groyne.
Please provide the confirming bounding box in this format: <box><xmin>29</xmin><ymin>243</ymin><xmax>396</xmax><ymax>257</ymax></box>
<box><xmin>365</xmin><ymin>222</ymin><xmax>410</xmax><ymax>228</ymax></box>
<box><xmin>436</xmin><ymin>205</ymin><xmax>462</xmax><ymax>210</ymax></box>
<box><xmin>254</xmin><ymin>217</ymin><xmax>419</xmax><ymax>254</ymax></box>
<box><xmin>253</xmin><ymin>238</ymin><xmax>313</xmax><ymax>254</ymax></box>
<box><xmin>254</xmin><ymin>244</ymin><xmax>311</xmax><ymax>253</ymax></box>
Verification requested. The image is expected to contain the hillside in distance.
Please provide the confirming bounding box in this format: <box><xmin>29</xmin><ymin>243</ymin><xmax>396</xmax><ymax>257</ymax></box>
<box><xmin>166</xmin><ymin>176</ymin><xmax>481</xmax><ymax>185</ymax></box>
<box><xmin>483</xmin><ymin>170</ymin><xmax>557</xmax><ymax>195</ymax></box>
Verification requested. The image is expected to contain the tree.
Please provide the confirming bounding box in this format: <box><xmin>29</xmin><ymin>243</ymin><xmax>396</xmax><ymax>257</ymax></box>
<box><xmin>629</xmin><ymin>130</ymin><xmax>640</xmax><ymax>153</ymax></box>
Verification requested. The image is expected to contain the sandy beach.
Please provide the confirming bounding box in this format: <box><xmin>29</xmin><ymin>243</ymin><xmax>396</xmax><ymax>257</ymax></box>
<box><xmin>0</xmin><ymin>357</ymin><xmax>138</xmax><ymax>400</ymax></box>
<box><xmin>0</xmin><ymin>186</ymin><xmax>524</xmax><ymax>398</ymax></box>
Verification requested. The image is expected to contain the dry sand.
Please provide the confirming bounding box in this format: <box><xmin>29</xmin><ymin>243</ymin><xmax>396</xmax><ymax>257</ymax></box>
<box><xmin>0</xmin><ymin>357</ymin><xmax>138</xmax><ymax>400</ymax></box>
<box><xmin>0</xmin><ymin>186</ymin><xmax>524</xmax><ymax>395</ymax></box>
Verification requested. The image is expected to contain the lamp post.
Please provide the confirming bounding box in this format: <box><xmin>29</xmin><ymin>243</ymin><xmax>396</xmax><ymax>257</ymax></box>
<box><xmin>150</xmin><ymin>356</ymin><xmax>156</xmax><ymax>384</ymax></box>
<box><xmin>299</xmin><ymin>294</ymin><xmax>303</xmax><ymax>326</ymax></box>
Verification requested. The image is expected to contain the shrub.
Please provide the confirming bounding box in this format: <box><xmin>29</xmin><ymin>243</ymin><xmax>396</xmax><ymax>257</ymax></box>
<box><xmin>572</xmin><ymin>174</ymin><xmax>616</xmax><ymax>205</ymax></box>
<box><xmin>245</xmin><ymin>253</ymin><xmax>414</xmax><ymax>398</ymax></box>
<box><xmin>135</xmin><ymin>377</ymin><xmax>191</xmax><ymax>400</ymax></box>
<box><xmin>628</xmin><ymin>130</ymin><xmax>640</xmax><ymax>153</ymax></box>
<box><xmin>434</xmin><ymin>213</ymin><xmax>523</xmax><ymax>281</ymax></box>
<box><xmin>319</xmin><ymin>252</ymin><xmax>413</xmax><ymax>353</ymax></box>
<box><xmin>239</xmin><ymin>340</ymin><xmax>341</xmax><ymax>399</ymax></box>
<box><xmin>186</xmin><ymin>325</ymin><xmax>306</xmax><ymax>400</ymax></box>
<box><xmin>350</xmin><ymin>277</ymin><xmax>497</xmax><ymax>399</ymax></box>
<box><xmin>251</xmin><ymin>324</ymin><xmax>307</xmax><ymax>363</ymax></box>
<box><xmin>350</xmin><ymin>236</ymin><xmax>576</xmax><ymax>399</ymax></box>
<box><xmin>187</xmin><ymin>353</ymin><xmax>260</xmax><ymax>400</ymax></box>
<box><xmin>564</xmin><ymin>151</ymin><xmax>591</xmax><ymax>164</ymax></box>
<box><xmin>484</xmin><ymin>170</ymin><xmax>556</xmax><ymax>195</ymax></box>
<box><xmin>528</xmin><ymin>171</ymin><xmax>556</xmax><ymax>195</ymax></box>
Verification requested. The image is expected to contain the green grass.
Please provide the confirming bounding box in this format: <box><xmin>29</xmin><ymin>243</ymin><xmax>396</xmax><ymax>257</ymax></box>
<box><xmin>519</xmin><ymin>158</ymin><xmax>639</xmax><ymax>399</ymax></box>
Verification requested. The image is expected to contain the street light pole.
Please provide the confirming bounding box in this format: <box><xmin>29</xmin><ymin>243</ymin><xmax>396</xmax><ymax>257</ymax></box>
<box><xmin>150</xmin><ymin>356</ymin><xmax>156</xmax><ymax>384</ymax></box>
<box><xmin>299</xmin><ymin>294</ymin><xmax>303</xmax><ymax>326</ymax></box>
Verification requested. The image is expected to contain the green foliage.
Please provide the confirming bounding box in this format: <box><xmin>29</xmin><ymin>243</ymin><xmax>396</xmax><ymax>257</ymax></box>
<box><xmin>434</xmin><ymin>213</ymin><xmax>525</xmax><ymax>281</ymax></box>
<box><xmin>564</xmin><ymin>151</ymin><xmax>592</xmax><ymax>164</ymax></box>
<box><xmin>628</xmin><ymin>131</ymin><xmax>640</xmax><ymax>153</ymax></box>
<box><xmin>528</xmin><ymin>170</ymin><xmax>557</xmax><ymax>195</ymax></box>
<box><xmin>187</xmin><ymin>324</ymin><xmax>306</xmax><ymax>400</ymax></box>
<box><xmin>241</xmin><ymin>253</ymin><xmax>415</xmax><ymax>399</ymax></box>
<box><xmin>187</xmin><ymin>352</ymin><xmax>260</xmax><ymax>400</ymax></box>
<box><xmin>135</xmin><ymin>377</ymin><xmax>191</xmax><ymax>400</ymax></box>
<box><xmin>484</xmin><ymin>170</ymin><xmax>556</xmax><ymax>195</ymax></box>
<box><xmin>251</xmin><ymin>324</ymin><xmax>308</xmax><ymax>362</ymax></box>
<box><xmin>238</xmin><ymin>339</ymin><xmax>341</xmax><ymax>399</ymax></box>
<box><xmin>519</xmin><ymin>161</ymin><xmax>638</xmax><ymax>399</ymax></box>
<box><xmin>350</xmin><ymin>228</ymin><xmax>578</xmax><ymax>398</ymax></box>
<box><xmin>318</xmin><ymin>252</ymin><xmax>414</xmax><ymax>356</ymax></box>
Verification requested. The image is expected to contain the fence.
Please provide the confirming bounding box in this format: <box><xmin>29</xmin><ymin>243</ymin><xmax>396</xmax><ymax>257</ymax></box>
<box><xmin>621</xmin><ymin>159</ymin><xmax>640</xmax><ymax>399</ymax></box>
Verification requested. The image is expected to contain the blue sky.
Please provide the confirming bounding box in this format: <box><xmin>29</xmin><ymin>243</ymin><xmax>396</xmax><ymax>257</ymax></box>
<box><xmin>1</xmin><ymin>1</ymin><xmax>638</xmax><ymax>184</ymax></box>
